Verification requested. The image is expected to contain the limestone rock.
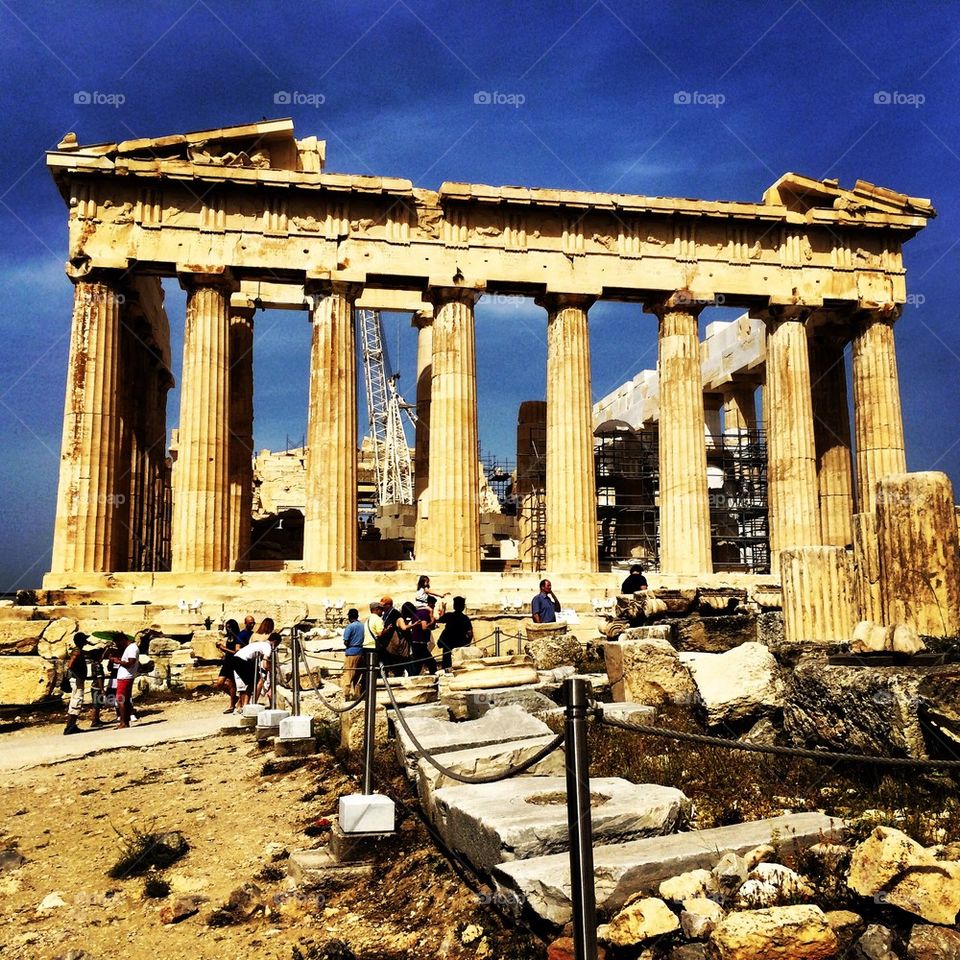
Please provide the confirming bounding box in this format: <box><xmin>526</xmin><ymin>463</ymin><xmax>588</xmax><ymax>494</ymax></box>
<box><xmin>680</xmin><ymin>642</ymin><xmax>784</xmax><ymax>725</ymax></box>
<box><xmin>854</xmin><ymin>924</ymin><xmax>898</xmax><ymax>960</ymax></box>
<box><xmin>464</xmin><ymin>686</ymin><xmax>557</xmax><ymax>719</ymax></box>
<box><xmin>38</xmin><ymin>618</ymin><xmax>79</xmax><ymax>659</ymax></box>
<box><xmin>159</xmin><ymin>896</ymin><xmax>202</xmax><ymax>924</ymax></box>
<box><xmin>445</xmin><ymin>656</ymin><xmax>539</xmax><ymax>691</ymax></box>
<box><xmin>673</xmin><ymin>615</ymin><xmax>756</xmax><ymax>653</ymax></box>
<box><xmin>189</xmin><ymin>630</ymin><xmax>223</xmax><ymax>662</ymax></box>
<box><xmin>784</xmin><ymin>659</ymin><xmax>960</xmax><ymax>759</ymax></box>
<box><xmin>546</xmin><ymin>936</ymin><xmax>607</xmax><ymax>960</ymax></box>
<box><xmin>524</xmin><ymin>623</ymin><xmax>582</xmax><ymax>671</ymax></box>
<box><xmin>37</xmin><ymin>892</ymin><xmax>66</xmax><ymax>912</ymax></box>
<box><xmin>892</xmin><ymin>624</ymin><xmax>925</xmax><ymax>654</ymax></box>
<box><xmin>907</xmin><ymin>923</ymin><xmax>960</xmax><ymax>960</ymax></box>
<box><xmin>659</xmin><ymin>868</ymin><xmax>717</xmax><ymax>903</ymax></box>
<box><xmin>713</xmin><ymin>852</ymin><xmax>750</xmax><ymax>897</ymax></box>
<box><xmin>757</xmin><ymin>611</ymin><xmax>784</xmax><ymax>649</ymax></box>
<box><xmin>709</xmin><ymin>904</ymin><xmax>839</xmax><ymax>960</ymax></box>
<box><xmin>680</xmin><ymin>896</ymin><xmax>724</xmax><ymax>939</ymax></box>
<box><xmin>736</xmin><ymin>863</ymin><xmax>814</xmax><ymax>908</ymax></box>
<box><xmin>823</xmin><ymin>910</ymin><xmax>864</xmax><ymax>953</ymax></box>
<box><xmin>671</xmin><ymin>946</ymin><xmax>707</xmax><ymax>960</ymax></box>
<box><xmin>602</xmin><ymin>630</ymin><xmax>696</xmax><ymax>706</ymax></box>
<box><xmin>0</xmin><ymin>621</ymin><xmax>45</xmax><ymax>655</ymax></box>
<box><xmin>600</xmin><ymin>896</ymin><xmax>679</xmax><ymax>946</ymax></box>
<box><xmin>851</xmin><ymin>620</ymin><xmax>894</xmax><ymax>653</ymax></box>
<box><xmin>0</xmin><ymin>656</ymin><xmax>57</xmax><ymax>705</ymax></box>
<box><xmin>148</xmin><ymin>636</ymin><xmax>183</xmax><ymax>656</ymax></box>
<box><xmin>848</xmin><ymin>826</ymin><xmax>960</xmax><ymax>925</ymax></box>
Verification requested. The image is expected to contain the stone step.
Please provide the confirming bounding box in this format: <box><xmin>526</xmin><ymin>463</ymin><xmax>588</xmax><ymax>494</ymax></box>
<box><xmin>435</xmin><ymin>776</ymin><xmax>689</xmax><ymax>874</ymax></box>
<box><xmin>492</xmin><ymin>811</ymin><xmax>842</xmax><ymax>926</ymax></box>
<box><xmin>416</xmin><ymin>734</ymin><xmax>566</xmax><ymax>820</ymax></box>
<box><xmin>394</xmin><ymin>704</ymin><xmax>553</xmax><ymax>779</ymax></box>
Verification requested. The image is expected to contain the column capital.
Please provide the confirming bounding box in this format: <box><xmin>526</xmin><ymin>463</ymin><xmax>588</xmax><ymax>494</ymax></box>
<box><xmin>304</xmin><ymin>278</ymin><xmax>363</xmax><ymax>304</ymax></box>
<box><xmin>412</xmin><ymin>308</ymin><xmax>434</xmax><ymax>330</ymax></box>
<box><xmin>535</xmin><ymin>292</ymin><xmax>597</xmax><ymax>313</ymax></box>
<box><xmin>427</xmin><ymin>285</ymin><xmax>481</xmax><ymax>308</ymax></box>
<box><xmin>750</xmin><ymin>303</ymin><xmax>813</xmax><ymax>327</ymax></box>
<box><xmin>66</xmin><ymin>263</ymin><xmax>130</xmax><ymax>285</ymax></box>
<box><xmin>643</xmin><ymin>290</ymin><xmax>712</xmax><ymax>318</ymax></box>
<box><xmin>853</xmin><ymin>302</ymin><xmax>902</xmax><ymax>326</ymax></box>
<box><xmin>177</xmin><ymin>266</ymin><xmax>238</xmax><ymax>293</ymax></box>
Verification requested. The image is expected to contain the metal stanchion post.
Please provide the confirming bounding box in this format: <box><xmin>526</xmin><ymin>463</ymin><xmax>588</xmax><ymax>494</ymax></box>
<box><xmin>253</xmin><ymin>653</ymin><xmax>261</xmax><ymax>705</ymax></box>
<box><xmin>269</xmin><ymin>635</ymin><xmax>278</xmax><ymax>710</ymax></box>
<box><xmin>362</xmin><ymin>648</ymin><xmax>378</xmax><ymax>796</ymax></box>
<box><xmin>495</xmin><ymin>626</ymin><xmax>501</xmax><ymax>657</ymax></box>
<box><xmin>564</xmin><ymin>677</ymin><xmax>598</xmax><ymax>960</ymax></box>
<box><xmin>291</xmin><ymin>632</ymin><xmax>301</xmax><ymax>716</ymax></box>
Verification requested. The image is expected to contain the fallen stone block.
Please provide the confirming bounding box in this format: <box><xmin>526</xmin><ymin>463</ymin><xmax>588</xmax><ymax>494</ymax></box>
<box><xmin>600</xmin><ymin>702</ymin><xmax>657</xmax><ymax>726</ymax></box>
<box><xmin>435</xmin><ymin>776</ymin><xmax>688</xmax><ymax>873</ymax></box>
<box><xmin>602</xmin><ymin>629</ymin><xmax>696</xmax><ymax>706</ymax></box>
<box><xmin>598</xmin><ymin>896</ymin><xmax>680</xmax><ymax>947</ymax></box>
<box><xmin>0</xmin><ymin>622</ymin><xmax>46</xmax><ymax>655</ymax></box>
<box><xmin>680</xmin><ymin>642</ymin><xmax>785</xmax><ymax>726</ymax></box>
<box><xmin>416</xmin><ymin>735</ymin><xmax>566</xmax><ymax>821</ymax></box>
<box><xmin>287</xmin><ymin>848</ymin><xmax>373</xmax><ymax>887</ymax></box>
<box><xmin>395</xmin><ymin>704</ymin><xmax>553</xmax><ymax>779</ymax></box>
<box><xmin>445</xmin><ymin>658</ymin><xmax>539</xmax><ymax>693</ymax></box>
<box><xmin>709</xmin><ymin>904</ymin><xmax>838</xmax><ymax>960</ymax></box>
<box><xmin>464</xmin><ymin>686</ymin><xmax>557</xmax><ymax>719</ymax></box>
<box><xmin>523</xmin><ymin>623</ymin><xmax>583</xmax><ymax>671</ymax></box>
<box><xmin>493</xmin><ymin>812</ymin><xmax>841</xmax><ymax>927</ymax></box>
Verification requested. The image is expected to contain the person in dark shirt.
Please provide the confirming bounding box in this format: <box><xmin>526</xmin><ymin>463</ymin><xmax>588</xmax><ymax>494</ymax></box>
<box><xmin>436</xmin><ymin>596</ymin><xmax>473</xmax><ymax>671</ymax></box>
<box><xmin>236</xmin><ymin>615</ymin><xmax>255</xmax><ymax>647</ymax></box>
<box><xmin>409</xmin><ymin>596</ymin><xmax>438</xmax><ymax>676</ymax></box>
<box><xmin>63</xmin><ymin>632</ymin><xmax>89</xmax><ymax>735</ymax></box>
<box><xmin>215</xmin><ymin>619</ymin><xmax>243</xmax><ymax>713</ymax></box>
<box><xmin>621</xmin><ymin>565</ymin><xmax>648</xmax><ymax>594</ymax></box>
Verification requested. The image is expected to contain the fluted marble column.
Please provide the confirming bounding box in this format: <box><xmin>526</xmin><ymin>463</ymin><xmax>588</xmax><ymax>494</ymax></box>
<box><xmin>540</xmin><ymin>293</ymin><xmax>597</xmax><ymax>571</ymax></box>
<box><xmin>809</xmin><ymin>331</ymin><xmax>854</xmax><ymax>547</ymax></box>
<box><xmin>851</xmin><ymin>307</ymin><xmax>906</xmax><ymax>516</ymax></box>
<box><xmin>412</xmin><ymin>311</ymin><xmax>433</xmax><ymax>559</ymax></box>
<box><xmin>648</xmin><ymin>296</ymin><xmax>711</xmax><ymax>575</ymax></box>
<box><xmin>762</xmin><ymin>307</ymin><xmax>822</xmax><ymax>567</ymax></box>
<box><xmin>228</xmin><ymin>304</ymin><xmax>255</xmax><ymax>570</ymax></box>
<box><xmin>303</xmin><ymin>282</ymin><xmax>359</xmax><ymax>572</ymax></box>
<box><xmin>722</xmin><ymin>382</ymin><xmax>757</xmax><ymax>433</ymax></box>
<box><xmin>51</xmin><ymin>273</ymin><xmax>125</xmax><ymax>573</ymax></box>
<box><xmin>171</xmin><ymin>271</ymin><xmax>234</xmax><ymax>572</ymax></box>
<box><xmin>422</xmin><ymin>287</ymin><xmax>480</xmax><ymax>571</ymax></box>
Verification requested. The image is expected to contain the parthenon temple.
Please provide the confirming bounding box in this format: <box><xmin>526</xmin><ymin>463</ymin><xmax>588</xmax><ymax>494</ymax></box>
<box><xmin>44</xmin><ymin>118</ymin><xmax>934</xmax><ymax>590</ymax></box>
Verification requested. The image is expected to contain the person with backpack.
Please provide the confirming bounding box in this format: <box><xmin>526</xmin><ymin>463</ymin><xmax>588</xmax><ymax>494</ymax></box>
<box><xmin>62</xmin><ymin>632</ymin><xmax>90</xmax><ymax>735</ymax></box>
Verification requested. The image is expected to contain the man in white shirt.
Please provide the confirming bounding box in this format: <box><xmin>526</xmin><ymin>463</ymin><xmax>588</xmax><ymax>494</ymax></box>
<box><xmin>232</xmin><ymin>633</ymin><xmax>281</xmax><ymax>710</ymax></box>
<box><xmin>111</xmin><ymin>634</ymin><xmax>140</xmax><ymax>729</ymax></box>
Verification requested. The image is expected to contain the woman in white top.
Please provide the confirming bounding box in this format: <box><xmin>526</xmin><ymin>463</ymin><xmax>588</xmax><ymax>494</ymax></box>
<box><xmin>415</xmin><ymin>575</ymin><xmax>443</xmax><ymax>608</ymax></box>
<box><xmin>231</xmin><ymin>618</ymin><xmax>280</xmax><ymax>710</ymax></box>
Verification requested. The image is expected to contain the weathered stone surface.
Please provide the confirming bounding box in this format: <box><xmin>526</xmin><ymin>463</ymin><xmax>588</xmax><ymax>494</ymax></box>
<box><xmin>395</xmin><ymin>704</ymin><xmax>552</xmax><ymax>778</ymax></box>
<box><xmin>493</xmin><ymin>812</ymin><xmax>841</xmax><ymax>926</ymax></box>
<box><xmin>603</xmin><ymin>629</ymin><xmax>696</xmax><ymax>706</ymax></box>
<box><xmin>673</xmin><ymin>615</ymin><xmax>756</xmax><ymax>653</ymax></box>
<box><xmin>907</xmin><ymin>923</ymin><xmax>960</xmax><ymax>960</ymax></box>
<box><xmin>37</xmin><ymin>617</ymin><xmax>80</xmax><ymax>659</ymax></box>
<box><xmin>757</xmin><ymin>611</ymin><xmax>784</xmax><ymax>649</ymax></box>
<box><xmin>680</xmin><ymin>896</ymin><xmax>724</xmax><ymax>939</ymax></box>
<box><xmin>854</xmin><ymin>923</ymin><xmax>898</xmax><ymax>960</ymax></box>
<box><xmin>445</xmin><ymin>658</ymin><xmax>539</xmax><ymax>692</ymax></box>
<box><xmin>601</xmin><ymin>702</ymin><xmax>657</xmax><ymax>726</ymax></box>
<box><xmin>599</xmin><ymin>896</ymin><xmax>679</xmax><ymax>946</ymax></box>
<box><xmin>436</xmin><ymin>777</ymin><xmax>687</xmax><ymax>873</ymax></box>
<box><xmin>713</xmin><ymin>851</ymin><xmax>750</xmax><ymax>897</ymax></box>
<box><xmin>710</xmin><ymin>904</ymin><xmax>839</xmax><ymax>960</ymax></box>
<box><xmin>416</xmin><ymin>735</ymin><xmax>566</xmax><ymax>820</ymax></box>
<box><xmin>680</xmin><ymin>642</ymin><xmax>785</xmax><ymax>726</ymax></box>
<box><xmin>823</xmin><ymin>910</ymin><xmax>864</xmax><ymax>954</ymax></box>
<box><xmin>659</xmin><ymin>868</ymin><xmax>717</xmax><ymax>903</ymax></box>
<box><xmin>0</xmin><ymin>622</ymin><xmax>46</xmax><ymax>655</ymax></box>
<box><xmin>464</xmin><ymin>686</ymin><xmax>557</xmax><ymax>719</ymax></box>
<box><xmin>735</xmin><ymin>863</ymin><xmax>814</xmax><ymax>908</ymax></box>
<box><xmin>848</xmin><ymin>826</ymin><xmax>960</xmax><ymax>925</ymax></box>
<box><xmin>524</xmin><ymin>623</ymin><xmax>582</xmax><ymax>671</ymax></box>
<box><xmin>0</xmin><ymin>656</ymin><xmax>57</xmax><ymax>705</ymax></box>
<box><xmin>781</xmin><ymin>546</ymin><xmax>857</xmax><ymax>645</ymax></box>
<box><xmin>785</xmin><ymin>660</ymin><xmax>960</xmax><ymax>759</ymax></box>
<box><xmin>189</xmin><ymin>630</ymin><xmax>223</xmax><ymax>662</ymax></box>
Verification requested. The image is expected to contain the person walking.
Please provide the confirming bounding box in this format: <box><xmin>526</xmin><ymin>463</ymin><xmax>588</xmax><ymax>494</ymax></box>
<box><xmin>436</xmin><ymin>595</ymin><xmax>473</xmax><ymax>671</ymax></box>
<box><xmin>62</xmin><ymin>632</ymin><xmax>90</xmax><ymax>735</ymax></box>
<box><xmin>531</xmin><ymin>579</ymin><xmax>560</xmax><ymax>623</ymax></box>
<box><xmin>339</xmin><ymin>608</ymin><xmax>366</xmax><ymax>697</ymax></box>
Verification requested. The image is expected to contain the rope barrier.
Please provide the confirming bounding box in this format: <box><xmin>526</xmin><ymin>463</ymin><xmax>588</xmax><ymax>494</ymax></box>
<box><xmin>295</xmin><ymin>642</ymin><xmax>365</xmax><ymax>715</ymax></box>
<box><xmin>598</xmin><ymin>710</ymin><xmax>960</xmax><ymax>770</ymax></box>
<box><xmin>379</xmin><ymin>665</ymin><xmax>566</xmax><ymax>784</ymax></box>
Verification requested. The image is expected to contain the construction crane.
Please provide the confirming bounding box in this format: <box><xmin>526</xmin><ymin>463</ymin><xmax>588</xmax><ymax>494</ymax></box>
<box><xmin>357</xmin><ymin>308</ymin><xmax>416</xmax><ymax>506</ymax></box>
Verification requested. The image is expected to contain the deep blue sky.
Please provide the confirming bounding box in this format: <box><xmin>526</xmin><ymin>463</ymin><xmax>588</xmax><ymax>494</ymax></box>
<box><xmin>1</xmin><ymin>0</ymin><xmax>958</xmax><ymax>589</ymax></box>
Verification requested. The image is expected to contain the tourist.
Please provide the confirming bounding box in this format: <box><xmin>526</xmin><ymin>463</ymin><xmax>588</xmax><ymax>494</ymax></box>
<box><xmin>87</xmin><ymin>639</ymin><xmax>109</xmax><ymax>728</ymax></box>
<box><xmin>378</xmin><ymin>597</ymin><xmax>413</xmax><ymax>676</ymax></box>
<box><xmin>415</xmin><ymin>575</ymin><xmax>443</xmax><ymax>608</ymax></box>
<box><xmin>236</xmin><ymin>614</ymin><xmax>255</xmax><ymax>647</ymax></box>
<box><xmin>232</xmin><ymin>620</ymin><xmax>281</xmax><ymax>710</ymax></box>
<box><xmin>62</xmin><ymin>632</ymin><xmax>89</xmax><ymax>735</ymax></box>
<box><xmin>620</xmin><ymin>565</ymin><xmax>648</xmax><ymax>594</ymax></box>
<box><xmin>409</xmin><ymin>596</ymin><xmax>438</xmax><ymax>676</ymax></box>
<box><xmin>111</xmin><ymin>631</ymin><xmax>141</xmax><ymax>729</ymax></box>
<box><xmin>357</xmin><ymin>601</ymin><xmax>384</xmax><ymax>696</ymax></box>
<box><xmin>214</xmin><ymin>619</ymin><xmax>243</xmax><ymax>713</ymax></box>
<box><xmin>531</xmin><ymin>579</ymin><xmax>560</xmax><ymax>623</ymax></box>
<box><xmin>339</xmin><ymin>608</ymin><xmax>365</xmax><ymax>697</ymax></box>
<box><xmin>436</xmin><ymin>595</ymin><xmax>473</xmax><ymax>671</ymax></box>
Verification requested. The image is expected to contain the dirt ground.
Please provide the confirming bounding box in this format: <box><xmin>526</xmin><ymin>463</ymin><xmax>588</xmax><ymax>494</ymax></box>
<box><xmin>0</xmin><ymin>697</ymin><xmax>546</xmax><ymax>960</ymax></box>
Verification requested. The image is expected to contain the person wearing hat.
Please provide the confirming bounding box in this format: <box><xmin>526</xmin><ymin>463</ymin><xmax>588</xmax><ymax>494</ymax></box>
<box><xmin>63</xmin><ymin>632</ymin><xmax>89</xmax><ymax>735</ymax></box>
